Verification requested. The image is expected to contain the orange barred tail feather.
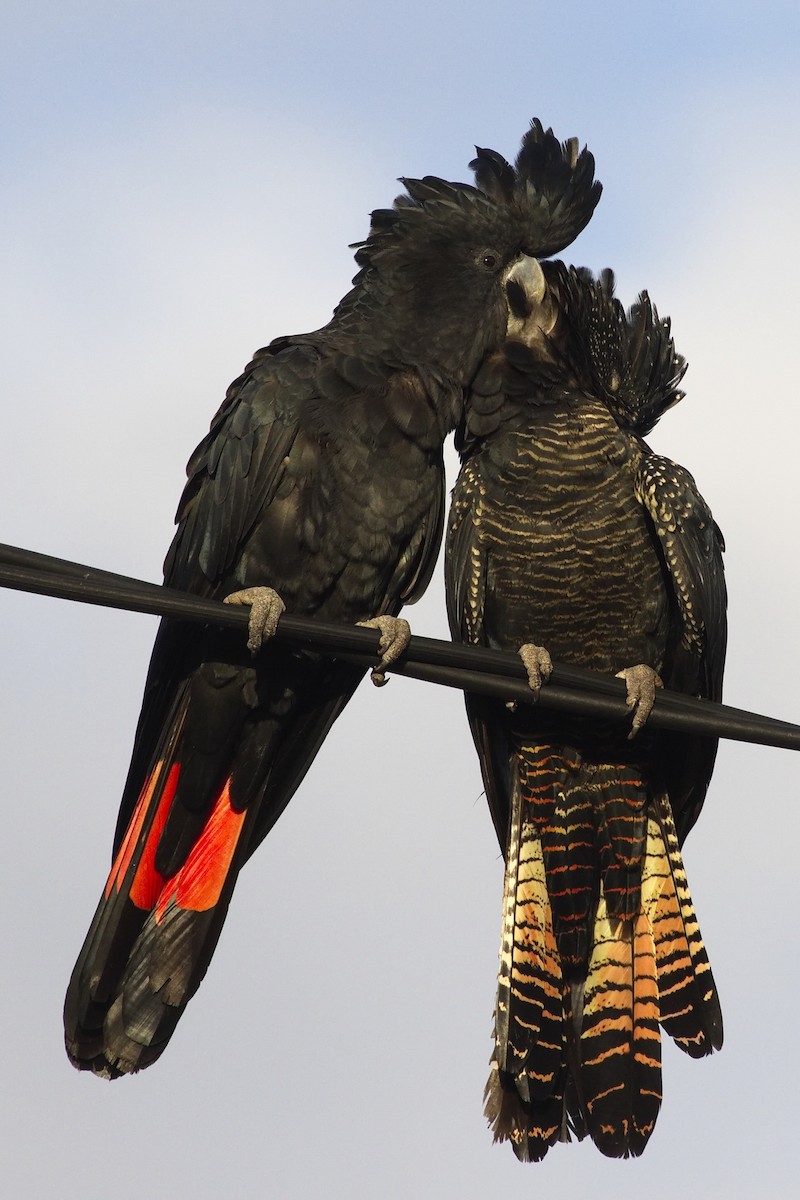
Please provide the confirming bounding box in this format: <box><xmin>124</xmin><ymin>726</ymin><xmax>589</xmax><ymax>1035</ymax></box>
<box><xmin>642</xmin><ymin>792</ymin><xmax>723</xmax><ymax>1057</ymax></box>
<box><xmin>485</xmin><ymin>744</ymin><xmax>721</xmax><ymax>1161</ymax></box>
<box><xmin>64</xmin><ymin>722</ymin><xmax>253</xmax><ymax>1077</ymax></box>
<box><xmin>578</xmin><ymin>766</ymin><xmax>660</xmax><ymax>1158</ymax></box>
<box><xmin>485</xmin><ymin>768</ymin><xmax>566</xmax><ymax>1161</ymax></box>
<box><xmin>580</xmin><ymin>899</ymin><xmax>661</xmax><ymax>1157</ymax></box>
<box><xmin>519</xmin><ymin>744</ymin><xmax>596</xmax><ymax>975</ymax></box>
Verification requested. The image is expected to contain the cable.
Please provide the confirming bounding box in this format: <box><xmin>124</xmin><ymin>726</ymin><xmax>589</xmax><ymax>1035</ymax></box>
<box><xmin>1</xmin><ymin>542</ymin><xmax>797</xmax><ymax>750</ymax></box>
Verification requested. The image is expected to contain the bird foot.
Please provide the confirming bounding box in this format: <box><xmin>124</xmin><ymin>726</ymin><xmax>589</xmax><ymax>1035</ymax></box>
<box><xmin>223</xmin><ymin>586</ymin><xmax>286</xmax><ymax>654</ymax></box>
<box><xmin>615</xmin><ymin>664</ymin><xmax>663</xmax><ymax>738</ymax></box>
<box><xmin>517</xmin><ymin>642</ymin><xmax>553</xmax><ymax>703</ymax></box>
<box><xmin>356</xmin><ymin>615</ymin><xmax>411</xmax><ymax>686</ymax></box>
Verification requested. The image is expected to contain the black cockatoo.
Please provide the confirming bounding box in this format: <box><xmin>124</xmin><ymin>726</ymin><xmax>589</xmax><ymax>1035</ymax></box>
<box><xmin>64</xmin><ymin>122</ymin><xmax>602</xmax><ymax>1078</ymax></box>
<box><xmin>446</xmin><ymin>257</ymin><xmax>725</xmax><ymax>1159</ymax></box>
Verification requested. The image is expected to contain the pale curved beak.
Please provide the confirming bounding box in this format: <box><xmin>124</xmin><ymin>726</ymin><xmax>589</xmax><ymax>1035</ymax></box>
<box><xmin>504</xmin><ymin>253</ymin><xmax>546</xmax><ymax>334</ymax></box>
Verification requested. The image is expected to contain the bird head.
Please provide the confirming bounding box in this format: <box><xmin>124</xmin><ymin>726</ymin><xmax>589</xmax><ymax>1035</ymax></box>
<box><xmin>344</xmin><ymin>120</ymin><xmax>601</xmax><ymax>386</ymax></box>
<box><xmin>500</xmin><ymin>262</ymin><xmax>687</xmax><ymax>433</ymax></box>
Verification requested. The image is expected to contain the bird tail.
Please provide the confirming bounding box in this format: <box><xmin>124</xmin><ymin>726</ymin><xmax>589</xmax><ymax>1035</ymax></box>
<box><xmin>484</xmin><ymin>765</ymin><xmax>566</xmax><ymax>1161</ymax></box>
<box><xmin>64</xmin><ymin>688</ymin><xmax>255</xmax><ymax>1077</ymax></box>
<box><xmin>485</xmin><ymin>743</ymin><xmax>721</xmax><ymax>1160</ymax></box>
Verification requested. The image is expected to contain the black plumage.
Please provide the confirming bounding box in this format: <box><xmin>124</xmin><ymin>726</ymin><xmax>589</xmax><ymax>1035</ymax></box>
<box><xmin>446</xmin><ymin>260</ymin><xmax>725</xmax><ymax>1159</ymax></box>
<box><xmin>64</xmin><ymin>122</ymin><xmax>601</xmax><ymax>1078</ymax></box>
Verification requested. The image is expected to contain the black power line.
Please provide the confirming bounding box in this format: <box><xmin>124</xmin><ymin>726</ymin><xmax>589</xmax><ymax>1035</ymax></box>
<box><xmin>1</xmin><ymin>541</ymin><xmax>798</xmax><ymax>751</ymax></box>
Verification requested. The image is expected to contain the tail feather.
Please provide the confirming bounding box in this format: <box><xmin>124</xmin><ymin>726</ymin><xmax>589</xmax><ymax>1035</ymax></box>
<box><xmin>64</xmin><ymin>703</ymin><xmax>187</xmax><ymax>1053</ymax></box>
<box><xmin>485</xmin><ymin>743</ymin><xmax>721</xmax><ymax>1161</ymax></box>
<box><xmin>64</xmin><ymin>694</ymin><xmax>254</xmax><ymax>1077</ymax></box>
<box><xmin>520</xmin><ymin>743</ymin><xmax>595</xmax><ymax>972</ymax></box>
<box><xmin>592</xmin><ymin>766</ymin><xmax>648</xmax><ymax>922</ymax></box>
<box><xmin>580</xmin><ymin>897</ymin><xmax>661</xmax><ymax>1157</ymax></box>
<box><xmin>642</xmin><ymin>793</ymin><xmax>723</xmax><ymax>1056</ymax></box>
<box><xmin>486</xmin><ymin>764</ymin><xmax>566</xmax><ymax>1160</ymax></box>
<box><xmin>97</xmin><ymin>905</ymin><xmax>223</xmax><ymax>1075</ymax></box>
<box><xmin>494</xmin><ymin>769</ymin><xmax>564</xmax><ymax>1093</ymax></box>
<box><xmin>484</xmin><ymin>1061</ymin><xmax>566</xmax><ymax>1162</ymax></box>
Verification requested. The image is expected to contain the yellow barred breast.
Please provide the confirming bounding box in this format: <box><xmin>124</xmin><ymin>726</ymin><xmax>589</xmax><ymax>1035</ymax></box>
<box><xmin>476</xmin><ymin>399</ymin><xmax>669</xmax><ymax>674</ymax></box>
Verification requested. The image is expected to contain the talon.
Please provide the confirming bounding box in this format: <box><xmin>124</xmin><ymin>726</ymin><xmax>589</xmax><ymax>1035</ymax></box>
<box><xmin>615</xmin><ymin>664</ymin><xmax>663</xmax><ymax>738</ymax></box>
<box><xmin>357</xmin><ymin>615</ymin><xmax>412</xmax><ymax>686</ymax></box>
<box><xmin>223</xmin><ymin>586</ymin><xmax>286</xmax><ymax>654</ymax></box>
<box><xmin>518</xmin><ymin>642</ymin><xmax>553</xmax><ymax>699</ymax></box>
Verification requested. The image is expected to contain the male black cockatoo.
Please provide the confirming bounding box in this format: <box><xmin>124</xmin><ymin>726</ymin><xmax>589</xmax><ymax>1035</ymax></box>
<box><xmin>446</xmin><ymin>256</ymin><xmax>725</xmax><ymax>1159</ymax></box>
<box><xmin>64</xmin><ymin>122</ymin><xmax>602</xmax><ymax>1078</ymax></box>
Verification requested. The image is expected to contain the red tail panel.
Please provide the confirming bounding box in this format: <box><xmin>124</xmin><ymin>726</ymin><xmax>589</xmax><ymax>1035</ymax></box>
<box><xmin>155</xmin><ymin>779</ymin><xmax>247</xmax><ymax>921</ymax></box>
<box><xmin>103</xmin><ymin>761</ymin><xmax>181</xmax><ymax>908</ymax></box>
<box><xmin>129</xmin><ymin>763</ymin><xmax>181</xmax><ymax>908</ymax></box>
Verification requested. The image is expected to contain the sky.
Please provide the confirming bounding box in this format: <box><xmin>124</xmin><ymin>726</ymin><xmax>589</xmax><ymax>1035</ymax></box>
<box><xmin>2</xmin><ymin>3</ymin><xmax>799</xmax><ymax>1197</ymax></box>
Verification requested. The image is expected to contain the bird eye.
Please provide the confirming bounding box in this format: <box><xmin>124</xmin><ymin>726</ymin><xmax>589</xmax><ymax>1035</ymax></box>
<box><xmin>478</xmin><ymin>248</ymin><xmax>501</xmax><ymax>271</ymax></box>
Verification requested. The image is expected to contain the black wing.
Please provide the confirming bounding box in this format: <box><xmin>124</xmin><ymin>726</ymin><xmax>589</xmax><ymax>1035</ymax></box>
<box><xmin>446</xmin><ymin>456</ymin><xmax>516</xmax><ymax>850</ymax></box>
<box><xmin>113</xmin><ymin>343</ymin><xmax>323</xmax><ymax>851</ymax></box>
<box><xmin>636</xmin><ymin>452</ymin><xmax>727</xmax><ymax>840</ymax></box>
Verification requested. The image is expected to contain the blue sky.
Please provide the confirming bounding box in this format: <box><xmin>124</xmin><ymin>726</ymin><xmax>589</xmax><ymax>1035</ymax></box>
<box><xmin>2</xmin><ymin>4</ymin><xmax>799</xmax><ymax>1197</ymax></box>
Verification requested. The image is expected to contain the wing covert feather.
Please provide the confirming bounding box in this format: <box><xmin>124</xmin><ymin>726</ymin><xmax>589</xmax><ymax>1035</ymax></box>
<box><xmin>164</xmin><ymin>348</ymin><xmax>314</xmax><ymax>594</ymax></box>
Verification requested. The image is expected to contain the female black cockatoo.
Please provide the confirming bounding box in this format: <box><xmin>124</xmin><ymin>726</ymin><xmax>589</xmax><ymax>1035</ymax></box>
<box><xmin>446</xmin><ymin>256</ymin><xmax>725</xmax><ymax>1159</ymax></box>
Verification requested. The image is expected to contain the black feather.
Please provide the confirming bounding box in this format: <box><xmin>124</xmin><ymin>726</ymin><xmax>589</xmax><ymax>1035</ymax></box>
<box><xmin>64</xmin><ymin>120</ymin><xmax>603</xmax><ymax>1080</ymax></box>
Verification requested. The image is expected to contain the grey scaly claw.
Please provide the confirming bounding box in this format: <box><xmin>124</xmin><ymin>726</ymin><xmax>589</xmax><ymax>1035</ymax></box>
<box><xmin>517</xmin><ymin>642</ymin><xmax>553</xmax><ymax>705</ymax></box>
<box><xmin>615</xmin><ymin>664</ymin><xmax>663</xmax><ymax>738</ymax></box>
<box><xmin>223</xmin><ymin>586</ymin><xmax>286</xmax><ymax>654</ymax></box>
<box><xmin>357</xmin><ymin>615</ymin><xmax>412</xmax><ymax>686</ymax></box>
